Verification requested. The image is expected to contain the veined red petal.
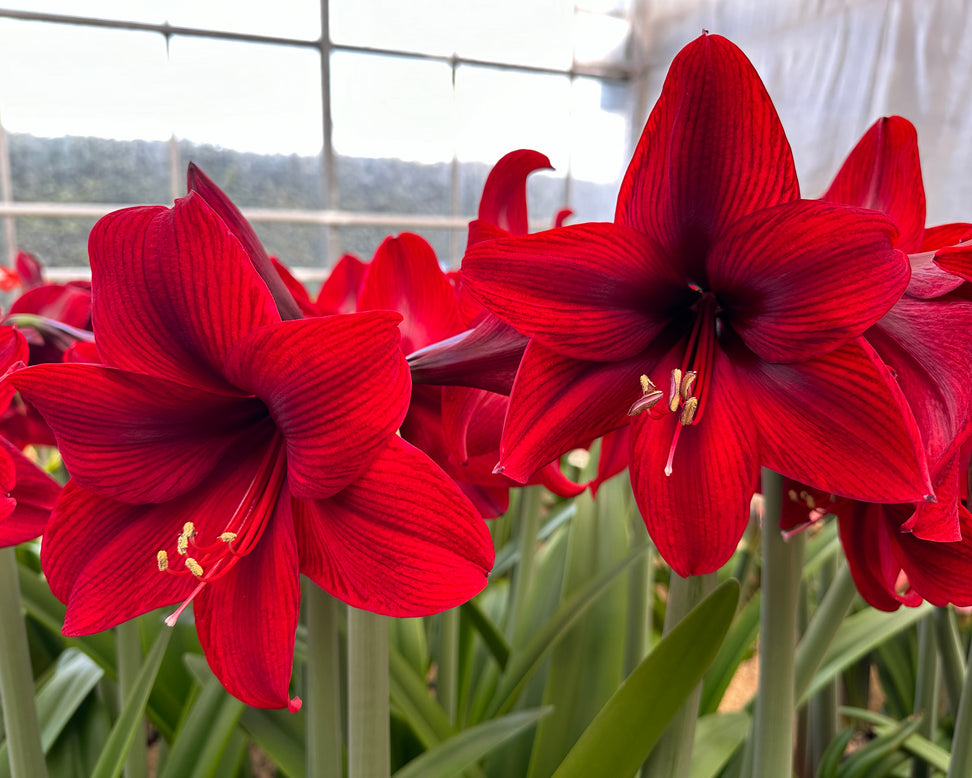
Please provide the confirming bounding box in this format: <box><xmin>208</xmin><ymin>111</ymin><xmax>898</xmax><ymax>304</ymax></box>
<box><xmin>709</xmin><ymin>200</ymin><xmax>906</xmax><ymax>363</ymax></box>
<box><xmin>358</xmin><ymin>233</ymin><xmax>464</xmax><ymax>354</ymax></box>
<box><xmin>461</xmin><ymin>223</ymin><xmax>689</xmax><ymax>361</ymax></box>
<box><xmin>822</xmin><ymin>116</ymin><xmax>926</xmax><ymax>253</ymax></box>
<box><xmin>187</xmin><ymin>163</ymin><xmax>303</xmax><ymax>321</ymax></box>
<box><xmin>497</xmin><ymin>339</ymin><xmax>659</xmax><ymax>483</ymax></box>
<box><xmin>838</xmin><ymin>505</ymin><xmax>922</xmax><ymax>611</ymax></box>
<box><xmin>0</xmin><ymin>438</ymin><xmax>60</xmax><ymax>545</ymax></box>
<box><xmin>89</xmin><ymin>195</ymin><xmax>281</xmax><ymax>394</ymax></box>
<box><xmin>295</xmin><ymin>435</ymin><xmax>493</xmax><ymax>615</ymax></box>
<box><xmin>630</xmin><ymin>348</ymin><xmax>759</xmax><ymax>576</ymax></box>
<box><xmin>894</xmin><ymin>504</ymin><xmax>972</xmax><ymax>607</ymax></box>
<box><xmin>476</xmin><ymin>149</ymin><xmax>553</xmax><ymax>237</ymax></box>
<box><xmin>738</xmin><ymin>336</ymin><xmax>932</xmax><ymax>503</ymax></box>
<box><xmin>224</xmin><ymin>312</ymin><xmax>410</xmax><ymax>500</ymax></box>
<box><xmin>908</xmin><ymin>249</ymin><xmax>968</xmax><ymax>298</ymax></box>
<box><xmin>922</xmin><ymin>223</ymin><xmax>972</xmax><ymax>251</ymax></box>
<box><xmin>10</xmin><ymin>363</ymin><xmax>267</xmax><ymax>504</ymax></box>
<box><xmin>0</xmin><ymin>326</ymin><xmax>29</xmax><ymax>410</ymax></box>
<box><xmin>616</xmin><ymin>32</ymin><xmax>798</xmax><ymax>279</ymax></box>
<box><xmin>317</xmin><ymin>253</ymin><xmax>368</xmax><ymax>315</ymax></box>
<box><xmin>195</xmin><ymin>491</ymin><xmax>300</xmax><ymax>710</ymax></box>
<box><xmin>41</xmin><ymin>481</ymin><xmax>197</xmax><ymax>633</ymax></box>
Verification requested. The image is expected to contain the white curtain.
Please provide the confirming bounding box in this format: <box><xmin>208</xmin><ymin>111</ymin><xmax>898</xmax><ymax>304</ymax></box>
<box><xmin>628</xmin><ymin>0</ymin><xmax>972</xmax><ymax>224</ymax></box>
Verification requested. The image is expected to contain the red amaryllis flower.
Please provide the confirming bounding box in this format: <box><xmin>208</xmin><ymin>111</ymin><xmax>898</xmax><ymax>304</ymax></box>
<box><xmin>461</xmin><ymin>33</ymin><xmax>931</xmax><ymax>575</ymax></box>
<box><xmin>357</xmin><ymin>232</ymin><xmax>582</xmax><ymax>517</ymax></box>
<box><xmin>6</xmin><ymin>191</ymin><xmax>494</xmax><ymax>710</ymax></box>
<box><xmin>273</xmin><ymin>253</ymin><xmax>368</xmax><ymax>318</ymax></box>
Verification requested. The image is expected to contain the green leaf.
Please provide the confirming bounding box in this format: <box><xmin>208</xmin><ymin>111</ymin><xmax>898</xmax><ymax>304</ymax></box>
<box><xmin>800</xmin><ymin>603</ymin><xmax>932</xmax><ymax>703</ymax></box>
<box><xmin>460</xmin><ymin>600</ymin><xmax>510</xmax><ymax>671</ymax></box>
<box><xmin>839</xmin><ymin>707</ymin><xmax>950</xmax><ymax>773</ymax></box>
<box><xmin>90</xmin><ymin>627</ymin><xmax>171</xmax><ymax>778</ymax></box>
<box><xmin>158</xmin><ymin>669</ymin><xmax>244</xmax><ymax>778</ymax></box>
<box><xmin>392</xmin><ymin>709</ymin><xmax>550</xmax><ymax>778</ymax></box>
<box><xmin>239</xmin><ymin>707</ymin><xmax>307</xmax><ymax>778</ymax></box>
<box><xmin>550</xmin><ymin>579</ymin><xmax>740</xmax><ymax>778</ymax></box>
<box><xmin>484</xmin><ymin>542</ymin><xmax>651</xmax><ymax>720</ymax></box>
<box><xmin>688</xmin><ymin>712</ymin><xmax>750</xmax><ymax>778</ymax></box>
<box><xmin>0</xmin><ymin>648</ymin><xmax>104</xmax><ymax>778</ymax></box>
<box><xmin>389</xmin><ymin>645</ymin><xmax>455</xmax><ymax>748</ymax></box>
<box><xmin>699</xmin><ymin>593</ymin><xmax>760</xmax><ymax>715</ymax></box>
<box><xmin>817</xmin><ymin>727</ymin><xmax>856</xmax><ymax>778</ymax></box>
<box><xmin>835</xmin><ymin>713</ymin><xmax>923</xmax><ymax>778</ymax></box>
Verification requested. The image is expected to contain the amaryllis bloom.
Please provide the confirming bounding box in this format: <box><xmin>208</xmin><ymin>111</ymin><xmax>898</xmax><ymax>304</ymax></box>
<box><xmin>461</xmin><ymin>33</ymin><xmax>931</xmax><ymax>575</ymax></box>
<box><xmin>6</xmin><ymin>190</ymin><xmax>494</xmax><ymax>710</ymax></box>
<box><xmin>358</xmin><ymin>232</ymin><xmax>582</xmax><ymax>517</ymax></box>
<box><xmin>273</xmin><ymin>253</ymin><xmax>368</xmax><ymax>317</ymax></box>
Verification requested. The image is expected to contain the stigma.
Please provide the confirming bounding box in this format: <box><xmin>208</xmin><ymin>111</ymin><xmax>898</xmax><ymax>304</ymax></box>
<box><xmin>155</xmin><ymin>434</ymin><xmax>287</xmax><ymax>626</ymax></box>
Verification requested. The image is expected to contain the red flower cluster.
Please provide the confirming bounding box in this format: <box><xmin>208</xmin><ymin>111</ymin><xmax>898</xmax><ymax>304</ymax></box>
<box><xmin>3</xmin><ymin>30</ymin><xmax>972</xmax><ymax>713</ymax></box>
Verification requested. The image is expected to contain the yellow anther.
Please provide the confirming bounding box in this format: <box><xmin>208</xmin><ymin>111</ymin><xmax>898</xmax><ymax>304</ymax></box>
<box><xmin>679</xmin><ymin>397</ymin><xmax>699</xmax><ymax>425</ymax></box>
<box><xmin>805</xmin><ymin>494</ymin><xmax>816</xmax><ymax>510</ymax></box>
<box><xmin>185</xmin><ymin>558</ymin><xmax>204</xmax><ymax>577</ymax></box>
<box><xmin>156</xmin><ymin>550</ymin><xmax>169</xmax><ymax>571</ymax></box>
<box><xmin>219</xmin><ymin>532</ymin><xmax>238</xmax><ymax>543</ymax></box>
<box><xmin>177</xmin><ymin>535</ymin><xmax>188</xmax><ymax>555</ymax></box>
<box><xmin>787</xmin><ymin>489</ymin><xmax>799</xmax><ymax>502</ymax></box>
<box><xmin>628</xmin><ymin>389</ymin><xmax>664</xmax><ymax>416</ymax></box>
<box><xmin>679</xmin><ymin>370</ymin><xmax>697</xmax><ymax>401</ymax></box>
<box><xmin>182</xmin><ymin>521</ymin><xmax>196</xmax><ymax>538</ymax></box>
<box><xmin>668</xmin><ymin>369</ymin><xmax>683</xmax><ymax>413</ymax></box>
<box><xmin>639</xmin><ymin>374</ymin><xmax>656</xmax><ymax>394</ymax></box>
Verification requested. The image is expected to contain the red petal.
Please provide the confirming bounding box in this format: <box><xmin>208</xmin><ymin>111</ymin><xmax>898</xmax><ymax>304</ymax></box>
<box><xmin>16</xmin><ymin>251</ymin><xmax>44</xmax><ymax>289</ymax></box>
<box><xmin>407</xmin><ymin>316</ymin><xmax>527</xmax><ymax>395</ymax></box>
<box><xmin>630</xmin><ymin>348</ymin><xmax>759</xmax><ymax>575</ymax></box>
<box><xmin>709</xmin><ymin>200</ymin><xmax>906</xmax><ymax>363</ymax></box>
<box><xmin>497</xmin><ymin>340</ymin><xmax>655</xmax><ymax>483</ymax></box>
<box><xmin>295</xmin><ymin>435</ymin><xmax>493</xmax><ymax>615</ymax></box>
<box><xmin>0</xmin><ymin>438</ymin><xmax>60</xmax><ymax>545</ymax></box>
<box><xmin>461</xmin><ymin>223</ymin><xmax>689</xmax><ymax>361</ymax></box>
<box><xmin>0</xmin><ymin>326</ymin><xmax>29</xmax><ymax>410</ymax></box>
<box><xmin>590</xmin><ymin>426</ymin><xmax>630</xmax><ymax>496</ymax></box>
<box><xmin>738</xmin><ymin>337</ymin><xmax>932</xmax><ymax>503</ymax></box>
<box><xmin>358</xmin><ymin>233</ymin><xmax>464</xmax><ymax>354</ymax></box>
<box><xmin>616</xmin><ymin>33</ymin><xmax>798</xmax><ymax>277</ymax></box>
<box><xmin>822</xmin><ymin>116</ymin><xmax>926</xmax><ymax>253</ymax></box>
<box><xmin>317</xmin><ymin>253</ymin><xmax>368</xmax><ymax>315</ymax></box>
<box><xmin>477</xmin><ymin>150</ymin><xmax>553</xmax><ymax>236</ymax></box>
<box><xmin>907</xmin><ymin>249</ymin><xmax>967</xmax><ymax>298</ymax></box>
<box><xmin>11</xmin><ymin>363</ymin><xmax>267</xmax><ymax>504</ymax></box>
<box><xmin>933</xmin><ymin>241</ymin><xmax>972</xmax><ymax>284</ymax></box>
<box><xmin>89</xmin><ymin>195</ymin><xmax>281</xmax><ymax>394</ymax></box>
<box><xmin>271</xmin><ymin>258</ymin><xmax>319</xmax><ymax>318</ymax></box>
<box><xmin>838</xmin><ymin>505</ymin><xmax>921</xmax><ymax>611</ymax></box>
<box><xmin>41</xmin><ymin>481</ymin><xmax>197</xmax><ymax>633</ymax></box>
<box><xmin>195</xmin><ymin>491</ymin><xmax>300</xmax><ymax>709</ymax></box>
<box><xmin>187</xmin><ymin>164</ymin><xmax>303</xmax><ymax>321</ymax></box>
<box><xmin>922</xmin><ymin>223</ymin><xmax>972</xmax><ymax>250</ymax></box>
<box><xmin>441</xmin><ymin>386</ymin><xmax>504</xmax><ymax>464</ymax></box>
<box><xmin>224</xmin><ymin>313</ymin><xmax>410</xmax><ymax>500</ymax></box>
<box><xmin>894</xmin><ymin>504</ymin><xmax>972</xmax><ymax>607</ymax></box>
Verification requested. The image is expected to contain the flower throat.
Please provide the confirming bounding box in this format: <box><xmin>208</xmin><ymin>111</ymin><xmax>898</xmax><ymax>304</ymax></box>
<box><xmin>627</xmin><ymin>291</ymin><xmax>719</xmax><ymax>476</ymax></box>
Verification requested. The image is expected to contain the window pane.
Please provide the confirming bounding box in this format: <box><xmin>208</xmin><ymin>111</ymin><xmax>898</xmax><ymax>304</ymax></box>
<box><xmin>14</xmin><ymin>216</ymin><xmax>99</xmax><ymax>267</ymax></box>
<box><xmin>162</xmin><ymin>0</ymin><xmax>321</xmax><ymax>40</ymax></box>
<box><xmin>330</xmin><ymin>0</ymin><xmax>453</xmax><ymax>57</ymax></box>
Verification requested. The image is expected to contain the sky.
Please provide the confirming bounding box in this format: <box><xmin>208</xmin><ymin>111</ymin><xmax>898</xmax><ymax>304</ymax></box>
<box><xmin>0</xmin><ymin>2</ymin><xmax>631</xmax><ymax>182</ymax></box>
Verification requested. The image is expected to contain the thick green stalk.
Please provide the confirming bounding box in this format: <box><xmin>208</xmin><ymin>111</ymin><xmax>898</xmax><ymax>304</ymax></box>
<box><xmin>804</xmin><ymin>557</ymin><xmax>839</xmax><ymax>778</ymax></box>
<box><xmin>307</xmin><ymin>584</ymin><xmax>343</xmax><ymax>778</ymax></box>
<box><xmin>0</xmin><ymin>546</ymin><xmax>47</xmax><ymax>778</ymax></box>
<box><xmin>753</xmin><ymin>469</ymin><xmax>805</xmax><ymax>778</ymax></box>
<box><xmin>438</xmin><ymin>607</ymin><xmax>460</xmax><ymax>723</ymax></box>
<box><xmin>934</xmin><ymin>606</ymin><xmax>965</xmax><ymax>719</ymax></box>
<box><xmin>793</xmin><ymin>564</ymin><xmax>857</xmax><ymax>701</ymax></box>
<box><xmin>912</xmin><ymin>614</ymin><xmax>939</xmax><ymax>778</ymax></box>
<box><xmin>946</xmin><ymin>638</ymin><xmax>972</xmax><ymax>778</ymax></box>
<box><xmin>116</xmin><ymin>620</ymin><xmax>147</xmax><ymax>778</ymax></box>
<box><xmin>348</xmin><ymin>607</ymin><xmax>389</xmax><ymax>778</ymax></box>
<box><xmin>507</xmin><ymin>486</ymin><xmax>544</xmax><ymax>645</ymax></box>
<box><xmin>642</xmin><ymin>571</ymin><xmax>716</xmax><ymax>778</ymax></box>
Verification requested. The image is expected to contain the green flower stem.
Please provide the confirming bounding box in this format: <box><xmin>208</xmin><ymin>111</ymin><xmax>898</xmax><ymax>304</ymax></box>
<box><xmin>307</xmin><ymin>584</ymin><xmax>343</xmax><ymax>778</ymax></box>
<box><xmin>507</xmin><ymin>486</ymin><xmax>544</xmax><ymax>645</ymax></box>
<box><xmin>912</xmin><ymin>614</ymin><xmax>939</xmax><ymax>778</ymax></box>
<box><xmin>753</xmin><ymin>469</ymin><xmax>805</xmax><ymax>778</ymax></box>
<box><xmin>946</xmin><ymin>637</ymin><xmax>972</xmax><ymax>778</ymax></box>
<box><xmin>0</xmin><ymin>546</ymin><xmax>47</xmax><ymax>778</ymax></box>
<box><xmin>934</xmin><ymin>606</ymin><xmax>965</xmax><ymax>719</ymax></box>
<box><xmin>438</xmin><ymin>607</ymin><xmax>460</xmax><ymax>723</ymax></box>
<box><xmin>116</xmin><ymin>620</ymin><xmax>147</xmax><ymax>778</ymax></box>
<box><xmin>348</xmin><ymin>607</ymin><xmax>389</xmax><ymax>778</ymax></box>
<box><xmin>804</xmin><ymin>557</ymin><xmax>838</xmax><ymax>778</ymax></box>
<box><xmin>793</xmin><ymin>563</ymin><xmax>857</xmax><ymax>701</ymax></box>
<box><xmin>623</xmin><ymin>536</ymin><xmax>653</xmax><ymax>677</ymax></box>
<box><xmin>642</xmin><ymin>571</ymin><xmax>716</xmax><ymax>778</ymax></box>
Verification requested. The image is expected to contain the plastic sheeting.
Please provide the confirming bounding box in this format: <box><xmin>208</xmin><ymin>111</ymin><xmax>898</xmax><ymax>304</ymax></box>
<box><xmin>629</xmin><ymin>0</ymin><xmax>972</xmax><ymax>224</ymax></box>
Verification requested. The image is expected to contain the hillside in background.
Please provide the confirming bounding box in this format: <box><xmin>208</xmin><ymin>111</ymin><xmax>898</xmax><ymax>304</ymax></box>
<box><xmin>3</xmin><ymin>134</ymin><xmax>615</xmax><ymax>271</ymax></box>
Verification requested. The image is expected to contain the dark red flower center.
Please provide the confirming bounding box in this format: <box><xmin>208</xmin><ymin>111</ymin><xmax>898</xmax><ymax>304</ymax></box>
<box><xmin>156</xmin><ymin>432</ymin><xmax>287</xmax><ymax>625</ymax></box>
<box><xmin>628</xmin><ymin>290</ymin><xmax>720</xmax><ymax>475</ymax></box>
